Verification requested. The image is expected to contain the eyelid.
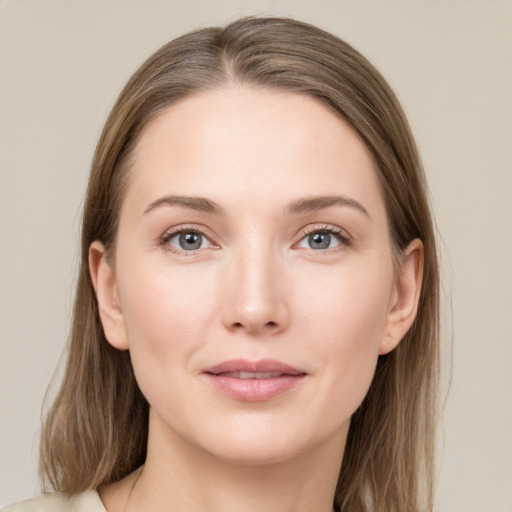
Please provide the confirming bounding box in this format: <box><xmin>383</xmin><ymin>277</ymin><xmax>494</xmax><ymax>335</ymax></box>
<box><xmin>293</xmin><ymin>224</ymin><xmax>352</xmax><ymax>251</ymax></box>
<box><xmin>159</xmin><ymin>224</ymin><xmax>219</xmax><ymax>255</ymax></box>
<box><xmin>158</xmin><ymin>222</ymin><xmax>351</xmax><ymax>255</ymax></box>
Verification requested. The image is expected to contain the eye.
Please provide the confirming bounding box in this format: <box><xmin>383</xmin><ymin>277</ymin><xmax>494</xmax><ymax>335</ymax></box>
<box><xmin>296</xmin><ymin>227</ymin><xmax>349</xmax><ymax>251</ymax></box>
<box><xmin>163</xmin><ymin>229</ymin><xmax>213</xmax><ymax>252</ymax></box>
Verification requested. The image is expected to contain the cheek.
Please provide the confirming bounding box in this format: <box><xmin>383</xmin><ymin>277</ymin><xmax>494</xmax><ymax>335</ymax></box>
<box><xmin>298</xmin><ymin>258</ymin><xmax>392</xmax><ymax>348</ymax></box>
<box><xmin>116</xmin><ymin>260</ymin><xmax>218</xmax><ymax>391</ymax></box>
<box><xmin>120</xmin><ymin>256</ymin><xmax>216</xmax><ymax>335</ymax></box>
<box><xmin>296</xmin><ymin>261</ymin><xmax>392</xmax><ymax>413</ymax></box>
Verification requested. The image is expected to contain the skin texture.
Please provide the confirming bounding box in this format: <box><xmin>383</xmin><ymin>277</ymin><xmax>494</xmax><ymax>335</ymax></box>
<box><xmin>90</xmin><ymin>87</ymin><xmax>423</xmax><ymax>512</ymax></box>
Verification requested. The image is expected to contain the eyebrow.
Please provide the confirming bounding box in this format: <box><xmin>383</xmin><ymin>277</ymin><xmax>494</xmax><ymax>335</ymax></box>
<box><xmin>143</xmin><ymin>194</ymin><xmax>369</xmax><ymax>218</ymax></box>
<box><xmin>144</xmin><ymin>195</ymin><xmax>225</xmax><ymax>216</ymax></box>
<box><xmin>287</xmin><ymin>195</ymin><xmax>370</xmax><ymax>217</ymax></box>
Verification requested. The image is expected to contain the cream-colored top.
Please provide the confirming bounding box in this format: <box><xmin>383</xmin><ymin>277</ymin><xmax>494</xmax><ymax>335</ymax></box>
<box><xmin>2</xmin><ymin>491</ymin><xmax>105</xmax><ymax>512</ymax></box>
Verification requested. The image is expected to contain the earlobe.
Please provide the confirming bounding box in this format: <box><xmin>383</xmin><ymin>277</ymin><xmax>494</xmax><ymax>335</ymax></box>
<box><xmin>89</xmin><ymin>241</ymin><xmax>129</xmax><ymax>351</ymax></box>
<box><xmin>379</xmin><ymin>238</ymin><xmax>424</xmax><ymax>355</ymax></box>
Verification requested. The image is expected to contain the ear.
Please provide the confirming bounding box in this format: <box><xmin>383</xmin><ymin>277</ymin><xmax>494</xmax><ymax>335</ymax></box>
<box><xmin>89</xmin><ymin>241</ymin><xmax>129</xmax><ymax>351</ymax></box>
<box><xmin>379</xmin><ymin>238</ymin><xmax>424</xmax><ymax>355</ymax></box>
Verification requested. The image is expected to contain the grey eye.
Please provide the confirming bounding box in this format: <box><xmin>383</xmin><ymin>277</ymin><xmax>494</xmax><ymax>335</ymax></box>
<box><xmin>297</xmin><ymin>230</ymin><xmax>342</xmax><ymax>250</ymax></box>
<box><xmin>168</xmin><ymin>231</ymin><xmax>207</xmax><ymax>251</ymax></box>
<box><xmin>308</xmin><ymin>232</ymin><xmax>331</xmax><ymax>249</ymax></box>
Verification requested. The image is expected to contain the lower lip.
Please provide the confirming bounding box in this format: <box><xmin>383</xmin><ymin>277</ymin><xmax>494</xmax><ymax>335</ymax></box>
<box><xmin>204</xmin><ymin>374</ymin><xmax>306</xmax><ymax>402</ymax></box>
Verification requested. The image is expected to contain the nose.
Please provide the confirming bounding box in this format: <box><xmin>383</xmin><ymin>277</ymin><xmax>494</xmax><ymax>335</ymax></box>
<box><xmin>221</xmin><ymin>245</ymin><xmax>290</xmax><ymax>336</ymax></box>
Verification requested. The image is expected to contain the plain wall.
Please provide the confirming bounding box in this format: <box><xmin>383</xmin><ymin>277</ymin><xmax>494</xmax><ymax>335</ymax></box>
<box><xmin>1</xmin><ymin>1</ymin><xmax>511</xmax><ymax>510</ymax></box>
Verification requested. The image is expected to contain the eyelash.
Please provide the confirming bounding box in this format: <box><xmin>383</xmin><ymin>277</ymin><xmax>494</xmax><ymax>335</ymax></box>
<box><xmin>298</xmin><ymin>225</ymin><xmax>352</xmax><ymax>253</ymax></box>
<box><xmin>159</xmin><ymin>225</ymin><xmax>215</xmax><ymax>256</ymax></box>
<box><xmin>159</xmin><ymin>224</ymin><xmax>351</xmax><ymax>256</ymax></box>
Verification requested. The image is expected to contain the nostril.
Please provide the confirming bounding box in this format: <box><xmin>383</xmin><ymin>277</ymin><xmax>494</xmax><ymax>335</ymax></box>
<box><xmin>231</xmin><ymin>320</ymin><xmax>278</xmax><ymax>331</ymax></box>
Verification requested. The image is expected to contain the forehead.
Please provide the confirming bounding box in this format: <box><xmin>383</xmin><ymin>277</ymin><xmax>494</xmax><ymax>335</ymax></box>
<box><xmin>124</xmin><ymin>86</ymin><xmax>383</xmax><ymax>217</ymax></box>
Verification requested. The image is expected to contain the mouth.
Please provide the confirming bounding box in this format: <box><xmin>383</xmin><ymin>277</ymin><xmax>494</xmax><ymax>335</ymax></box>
<box><xmin>216</xmin><ymin>371</ymin><xmax>294</xmax><ymax>379</ymax></box>
<box><xmin>203</xmin><ymin>359</ymin><xmax>307</xmax><ymax>402</ymax></box>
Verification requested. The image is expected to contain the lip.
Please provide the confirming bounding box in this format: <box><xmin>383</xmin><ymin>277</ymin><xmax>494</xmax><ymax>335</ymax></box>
<box><xmin>203</xmin><ymin>359</ymin><xmax>307</xmax><ymax>402</ymax></box>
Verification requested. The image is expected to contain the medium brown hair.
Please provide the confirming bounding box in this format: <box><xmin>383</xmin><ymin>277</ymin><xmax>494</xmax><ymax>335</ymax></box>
<box><xmin>40</xmin><ymin>16</ymin><xmax>439</xmax><ymax>511</ymax></box>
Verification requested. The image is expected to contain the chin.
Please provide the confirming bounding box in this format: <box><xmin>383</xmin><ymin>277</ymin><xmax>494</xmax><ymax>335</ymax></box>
<box><xmin>194</xmin><ymin>415</ymin><xmax>343</xmax><ymax>468</ymax></box>
<box><xmin>205</xmin><ymin>437</ymin><xmax>308</xmax><ymax>467</ymax></box>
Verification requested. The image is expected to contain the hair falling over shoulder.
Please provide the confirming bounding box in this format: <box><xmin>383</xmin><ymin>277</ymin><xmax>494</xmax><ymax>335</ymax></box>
<box><xmin>39</xmin><ymin>16</ymin><xmax>440</xmax><ymax>512</ymax></box>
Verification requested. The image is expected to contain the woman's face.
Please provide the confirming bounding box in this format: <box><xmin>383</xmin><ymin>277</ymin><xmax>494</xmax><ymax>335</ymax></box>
<box><xmin>92</xmin><ymin>86</ymin><xmax>418</xmax><ymax>465</ymax></box>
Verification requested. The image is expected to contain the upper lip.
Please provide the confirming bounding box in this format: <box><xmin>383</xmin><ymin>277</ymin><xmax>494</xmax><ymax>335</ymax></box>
<box><xmin>204</xmin><ymin>359</ymin><xmax>305</xmax><ymax>376</ymax></box>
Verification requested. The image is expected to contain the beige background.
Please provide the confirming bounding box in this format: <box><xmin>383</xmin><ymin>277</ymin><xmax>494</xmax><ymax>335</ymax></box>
<box><xmin>1</xmin><ymin>0</ymin><xmax>511</xmax><ymax>510</ymax></box>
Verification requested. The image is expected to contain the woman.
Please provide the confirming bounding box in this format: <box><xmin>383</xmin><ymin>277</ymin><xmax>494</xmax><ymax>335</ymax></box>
<box><xmin>4</xmin><ymin>16</ymin><xmax>439</xmax><ymax>512</ymax></box>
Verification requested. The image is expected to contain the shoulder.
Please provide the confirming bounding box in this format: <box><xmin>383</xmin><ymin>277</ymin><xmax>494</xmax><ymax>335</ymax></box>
<box><xmin>2</xmin><ymin>490</ymin><xmax>106</xmax><ymax>512</ymax></box>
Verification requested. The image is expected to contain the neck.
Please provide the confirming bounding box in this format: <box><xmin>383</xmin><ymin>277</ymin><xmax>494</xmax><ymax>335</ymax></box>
<box><xmin>124</xmin><ymin>409</ymin><xmax>346</xmax><ymax>512</ymax></box>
